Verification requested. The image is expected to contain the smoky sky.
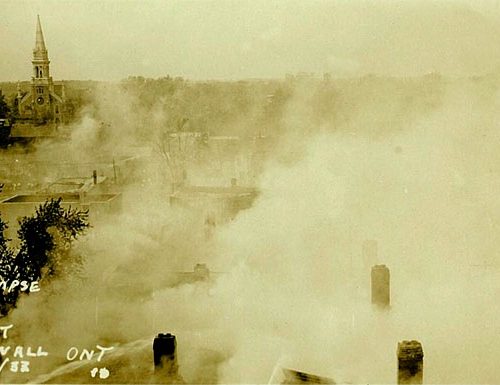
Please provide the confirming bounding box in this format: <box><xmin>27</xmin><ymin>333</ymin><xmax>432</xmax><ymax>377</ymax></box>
<box><xmin>2</xmin><ymin>0</ymin><xmax>500</xmax><ymax>81</ymax></box>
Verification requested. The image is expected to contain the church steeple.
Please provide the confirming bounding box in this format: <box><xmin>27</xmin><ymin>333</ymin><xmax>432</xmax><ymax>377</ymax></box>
<box><xmin>35</xmin><ymin>15</ymin><xmax>47</xmax><ymax>52</ymax></box>
<box><xmin>32</xmin><ymin>15</ymin><xmax>50</xmax><ymax>79</ymax></box>
<box><xmin>17</xmin><ymin>15</ymin><xmax>67</xmax><ymax>125</ymax></box>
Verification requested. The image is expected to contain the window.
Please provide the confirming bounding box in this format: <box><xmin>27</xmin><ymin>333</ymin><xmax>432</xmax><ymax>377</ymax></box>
<box><xmin>35</xmin><ymin>66</ymin><xmax>44</xmax><ymax>78</ymax></box>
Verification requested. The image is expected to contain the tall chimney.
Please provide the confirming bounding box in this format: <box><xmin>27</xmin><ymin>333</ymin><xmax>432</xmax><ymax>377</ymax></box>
<box><xmin>153</xmin><ymin>333</ymin><xmax>178</xmax><ymax>377</ymax></box>
<box><xmin>397</xmin><ymin>340</ymin><xmax>424</xmax><ymax>384</ymax></box>
<box><xmin>231</xmin><ymin>177</ymin><xmax>237</xmax><ymax>187</ymax></box>
<box><xmin>371</xmin><ymin>264</ymin><xmax>390</xmax><ymax>308</ymax></box>
<box><xmin>92</xmin><ymin>170</ymin><xmax>97</xmax><ymax>185</ymax></box>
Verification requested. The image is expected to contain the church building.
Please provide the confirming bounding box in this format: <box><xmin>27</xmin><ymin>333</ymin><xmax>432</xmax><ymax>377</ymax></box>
<box><xmin>16</xmin><ymin>15</ymin><xmax>68</xmax><ymax>125</ymax></box>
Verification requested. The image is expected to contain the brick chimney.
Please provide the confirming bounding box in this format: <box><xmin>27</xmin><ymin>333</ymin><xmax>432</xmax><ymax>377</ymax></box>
<box><xmin>153</xmin><ymin>333</ymin><xmax>178</xmax><ymax>377</ymax></box>
<box><xmin>397</xmin><ymin>340</ymin><xmax>424</xmax><ymax>384</ymax></box>
<box><xmin>371</xmin><ymin>264</ymin><xmax>390</xmax><ymax>308</ymax></box>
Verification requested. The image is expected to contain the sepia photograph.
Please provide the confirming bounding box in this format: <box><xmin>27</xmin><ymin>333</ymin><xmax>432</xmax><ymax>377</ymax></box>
<box><xmin>1</xmin><ymin>0</ymin><xmax>500</xmax><ymax>383</ymax></box>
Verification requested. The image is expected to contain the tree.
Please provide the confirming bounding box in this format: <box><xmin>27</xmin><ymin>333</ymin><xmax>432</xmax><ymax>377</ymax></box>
<box><xmin>0</xmin><ymin>198</ymin><xmax>89</xmax><ymax>315</ymax></box>
<box><xmin>0</xmin><ymin>184</ymin><xmax>16</xmax><ymax>313</ymax></box>
<box><xmin>0</xmin><ymin>215</ymin><xmax>16</xmax><ymax>313</ymax></box>
<box><xmin>0</xmin><ymin>93</ymin><xmax>10</xmax><ymax>119</ymax></box>
<box><xmin>156</xmin><ymin>117</ymin><xmax>191</xmax><ymax>192</ymax></box>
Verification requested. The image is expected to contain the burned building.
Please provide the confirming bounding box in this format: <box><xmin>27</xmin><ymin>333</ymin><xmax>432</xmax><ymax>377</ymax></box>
<box><xmin>167</xmin><ymin>263</ymin><xmax>229</xmax><ymax>287</ymax></box>
<box><xmin>170</xmin><ymin>182</ymin><xmax>258</xmax><ymax>225</ymax></box>
<box><xmin>105</xmin><ymin>263</ymin><xmax>223</xmax><ymax>303</ymax></box>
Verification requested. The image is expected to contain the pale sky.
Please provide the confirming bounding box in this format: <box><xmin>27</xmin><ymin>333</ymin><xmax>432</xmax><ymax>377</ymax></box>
<box><xmin>2</xmin><ymin>0</ymin><xmax>500</xmax><ymax>81</ymax></box>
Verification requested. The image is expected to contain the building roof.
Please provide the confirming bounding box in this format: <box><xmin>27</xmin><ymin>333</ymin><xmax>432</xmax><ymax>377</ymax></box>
<box><xmin>10</xmin><ymin>123</ymin><xmax>59</xmax><ymax>138</ymax></box>
<box><xmin>268</xmin><ymin>368</ymin><xmax>335</xmax><ymax>384</ymax></box>
<box><xmin>0</xmin><ymin>193</ymin><xmax>119</xmax><ymax>204</ymax></box>
<box><xmin>282</xmin><ymin>368</ymin><xmax>335</xmax><ymax>384</ymax></box>
<box><xmin>171</xmin><ymin>185</ymin><xmax>258</xmax><ymax>199</ymax></box>
<box><xmin>42</xmin><ymin>176</ymin><xmax>107</xmax><ymax>193</ymax></box>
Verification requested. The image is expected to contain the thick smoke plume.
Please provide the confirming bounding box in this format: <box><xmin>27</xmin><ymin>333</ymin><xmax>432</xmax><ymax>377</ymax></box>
<box><xmin>2</xmin><ymin>75</ymin><xmax>500</xmax><ymax>384</ymax></box>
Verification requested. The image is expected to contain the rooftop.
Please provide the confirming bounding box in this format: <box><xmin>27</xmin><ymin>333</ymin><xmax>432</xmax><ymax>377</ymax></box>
<box><xmin>10</xmin><ymin>123</ymin><xmax>59</xmax><ymax>138</ymax></box>
<box><xmin>0</xmin><ymin>193</ymin><xmax>119</xmax><ymax>204</ymax></box>
<box><xmin>42</xmin><ymin>176</ymin><xmax>107</xmax><ymax>193</ymax></box>
<box><xmin>171</xmin><ymin>185</ymin><xmax>258</xmax><ymax>198</ymax></box>
<box><xmin>278</xmin><ymin>368</ymin><xmax>335</xmax><ymax>384</ymax></box>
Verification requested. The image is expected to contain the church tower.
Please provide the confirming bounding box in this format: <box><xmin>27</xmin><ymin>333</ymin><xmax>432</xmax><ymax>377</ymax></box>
<box><xmin>31</xmin><ymin>15</ymin><xmax>53</xmax><ymax>121</ymax></box>
<box><xmin>17</xmin><ymin>15</ymin><xmax>67</xmax><ymax>125</ymax></box>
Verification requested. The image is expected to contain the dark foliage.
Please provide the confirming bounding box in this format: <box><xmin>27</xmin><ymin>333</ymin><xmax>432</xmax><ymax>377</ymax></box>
<box><xmin>0</xmin><ymin>198</ymin><xmax>89</xmax><ymax>315</ymax></box>
<box><xmin>0</xmin><ymin>93</ymin><xmax>10</xmax><ymax>119</ymax></box>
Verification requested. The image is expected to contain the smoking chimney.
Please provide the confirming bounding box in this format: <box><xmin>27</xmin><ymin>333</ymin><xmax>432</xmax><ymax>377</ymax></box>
<box><xmin>371</xmin><ymin>264</ymin><xmax>390</xmax><ymax>308</ymax></box>
<box><xmin>92</xmin><ymin>170</ymin><xmax>97</xmax><ymax>185</ymax></box>
<box><xmin>231</xmin><ymin>178</ymin><xmax>237</xmax><ymax>187</ymax></box>
<box><xmin>153</xmin><ymin>333</ymin><xmax>178</xmax><ymax>377</ymax></box>
<box><xmin>397</xmin><ymin>340</ymin><xmax>424</xmax><ymax>384</ymax></box>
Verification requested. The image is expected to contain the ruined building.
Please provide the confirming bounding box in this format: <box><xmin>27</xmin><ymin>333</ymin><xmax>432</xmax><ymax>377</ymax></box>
<box><xmin>15</xmin><ymin>15</ymin><xmax>69</xmax><ymax>126</ymax></box>
<box><xmin>170</xmin><ymin>181</ymin><xmax>258</xmax><ymax>226</ymax></box>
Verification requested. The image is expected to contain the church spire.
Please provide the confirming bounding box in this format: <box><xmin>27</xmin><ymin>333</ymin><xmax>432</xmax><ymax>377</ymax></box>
<box><xmin>33</xmin><ymin>14</ymin><xmax>49</xmax><ymax>65</ymax></box>
<box><xmin>32</xmin><ymin>15</ymin><xmax>50</xmax><ymax>80</ymax></box>
<box><xmin>35</xmin><ymin>15</ymin><xmax>47</xmax><ymax>52</ymax></box>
